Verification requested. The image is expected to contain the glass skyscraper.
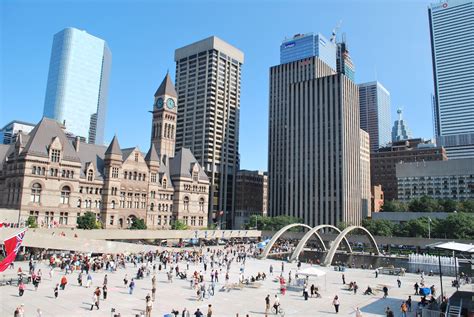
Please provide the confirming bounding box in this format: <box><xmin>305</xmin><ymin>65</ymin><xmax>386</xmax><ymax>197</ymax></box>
<box><xmin>429</xmin><ymin>0</ymin><xmax>474</xmax><ymax>158</ymax></box>
<box><xmin>359</xmin><ymin>81</ymin><xmax>392</xmax><ymax>152</ymax></box>
<box><xmin>43</xmin><ymin>28</ymin><xmax>111</xmax><ymax>144</ymax></box>
<box><xmin>280</xmin><ymin>33</ymin><xmax>337</xmax><ymax>70</ymax></box>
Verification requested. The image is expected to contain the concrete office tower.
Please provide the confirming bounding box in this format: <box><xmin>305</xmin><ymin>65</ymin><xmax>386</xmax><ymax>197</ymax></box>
<box><xmin>43</xmin><ymin>28</ymin><xmax>111</xmax><ymax>145</ymax></box>
<box><xmin>268</xmin><ymin>56</ymin><xmax>362</xmax><ymax>227</ymax></box>
<box><xmin>359</xmin><ymin>81</ymin><xmax>392</xmax><ymax>152</ymax></box>
<box><xmin>360</xmin><ymin>129</ymin><xmax>371</xmax><ymax>218</ymax></box>
<box><xmin>280</xmin><ymin>33</ymin><xmax>337</xmax><ymax>70</ymax></box>
<box><xmin>234</xmin><ymin>170</ymin><xmax>268</xmax><ymax>229</ymax></box>
<box><xmin>0</xmin><ymin>121</ymin><xmax>35</xmax><ymax>144</ymax></box>
<box><xmin>174</xmin><ymin>36</ymin><xmax>244</xmax><ymax>228</ymax></box>
<box><xmin>429</xmin><ymin>0</ymin><xmax>474</xmax><ymax>159</ymax></box>
<box><xmin>336</xmin><ymin>38</ymin><xmax>355</xmax><ymax>81</ymax></box>
<box><xmin>392</xmin><ymin>108</ymin><xmax>413</xmax><ymax>142</ymax></box>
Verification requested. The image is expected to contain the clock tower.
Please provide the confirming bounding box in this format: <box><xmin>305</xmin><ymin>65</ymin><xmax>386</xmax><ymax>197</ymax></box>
<box><xmin>151</xmin><ymin>72</ymin><xmax>178</xmax><ymax>160</ymax></box>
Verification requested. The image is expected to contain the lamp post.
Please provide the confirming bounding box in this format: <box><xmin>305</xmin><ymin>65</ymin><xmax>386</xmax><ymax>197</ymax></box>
<box><xmin>428</xmin><ymin>217</ymin><xmax>432</xmax><ymax>239</ymax></box>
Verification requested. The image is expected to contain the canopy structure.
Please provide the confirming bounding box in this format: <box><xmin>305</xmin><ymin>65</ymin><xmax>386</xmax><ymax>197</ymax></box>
<box><xmin>296</xmin><ymin>267</ymin><xmax>327</xmax><ymax>290</ymax></box>
<box><xmin>428</xmin><ymin>242</ymin><xmax>474</xmax><ymax>253</ymax></box>
<box><xmin>297</xmin><ymin>267</ymin><xmax>326</xmax><ymax>277</ymax></box>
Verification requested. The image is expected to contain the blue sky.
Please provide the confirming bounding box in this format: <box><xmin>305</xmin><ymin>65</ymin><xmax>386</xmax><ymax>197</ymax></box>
<box><xmin>1</xmin><ymin>0</ymin><xmax>436</xmax><ymax>171</ymax></box>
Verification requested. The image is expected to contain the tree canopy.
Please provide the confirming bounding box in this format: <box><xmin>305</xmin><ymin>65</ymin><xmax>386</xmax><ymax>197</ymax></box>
<box><xmin>245</xmin><ymin>215</ymin><xmax>303</xmax><ymax>231</ymax></box>
<box><xmin>76</xmin><ymin>212</ymin><xmax>101</xmax><ymax>230</ymax></box>
<box><xmin>171</xmin><ymin>220</ymin><xmax>188</xmax><ymax>230</ymax></box>
<box><xmin>382</xmin><ymin>197</ymin><xmax>474</xmax><ymax>213</ymax></box>
<box><xmin>129</xmin><ymin>218</ymin><xmax>147</xmax><ymax>230</ymax></box>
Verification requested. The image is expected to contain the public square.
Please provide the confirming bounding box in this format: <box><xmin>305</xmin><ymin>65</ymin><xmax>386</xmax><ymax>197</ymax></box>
<box><xmin>0</xmin><ymin>251</ymin><xmax>467</xmax><ymax>317</ymax></box>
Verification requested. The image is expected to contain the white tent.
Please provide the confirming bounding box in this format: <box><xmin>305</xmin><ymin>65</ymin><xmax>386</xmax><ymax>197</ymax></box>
<box><xmin>296</xmin><ymin>267</ymin><xmax>327</xmax><ymax>290</ymax></box>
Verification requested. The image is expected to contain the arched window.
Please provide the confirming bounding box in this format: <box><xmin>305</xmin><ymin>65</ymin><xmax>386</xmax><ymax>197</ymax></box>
<box><xmin>60</xmin><ymin>186</ymin><xmax>70</xmax><ymax>204</ymax></box>
<box><xmin>133</xmin><ymin>172</ymin><xmax>137</xmax><ymax>181</ymax></box>
<box><xmin>87</xmin><ymin>170</ymin><xmax>93</xmax><ymax>181</ymax></box>
<box><xmin>111</xmin><ymin>200</ymin><xmax>116</xmax><ymax>209</ymax></box>
<box><xmin>31</xmin><ymin>183</ymin><xmax>41</xmax><ymax>203</ymax></box>
<box><xmin>124</xmin><ymin>171</ymin><xmax>128</xmax><ymax>179</ymax></box>
<box><xmin>184</xmin><ymin>196</ymin><xmax>189</xmax><ymax>211</ymax></box>
<box><xmin>162</xmin><ymin>179</ymin><xmax>167</xmax><ymax>189</ymax></box>
<box><xmin>199</xmin><ymin>198</ymin><xmax>205</xmax><ymax>212</ymax></box>
<box><xmin>150</xmin><ymin>203</ymin><xmax>154</xmax><ymax>211</ymax></box>
<box><xmin>77</xmin><ymin>199</ymin><xmax>82</xmax><ymax>208</ymax></box>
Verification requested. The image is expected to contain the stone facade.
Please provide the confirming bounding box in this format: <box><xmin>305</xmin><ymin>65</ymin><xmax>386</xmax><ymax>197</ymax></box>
<box><xmin>0</xmin><ymin>74</ymin><xmax>209</xmax><ymax>229</ymax></box>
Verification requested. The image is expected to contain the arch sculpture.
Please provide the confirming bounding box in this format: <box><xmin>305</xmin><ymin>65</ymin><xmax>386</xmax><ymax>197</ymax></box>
<box><xmin>259</xmin><ymin>223</ymin><xmax>325</xmax><ymax>259</ymax></box>
<box><xmin>289</xmin><ymin>225</ymin><xmax>352</xmax><ymax>262</ymax></box>
<box><xmin>322</xmin><ymin>226</ymin><xmax>380</xmax><ymax>267</ymax></box>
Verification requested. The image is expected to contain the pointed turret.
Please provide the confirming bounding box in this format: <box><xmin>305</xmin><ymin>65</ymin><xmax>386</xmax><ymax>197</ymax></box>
<box><xmin>154</xmin><ymin>72</ymin><xmax>177</xmax><ymax>98</ymax></box>
<box><xmin>105</xmin><ymin>135</ymin><xmax>122</xmax><ymax>156</ymax></box>
<box><xmin>145</xmin><ymin>143</ymin><xmax>160</xmax><ymax>164</ymax></box>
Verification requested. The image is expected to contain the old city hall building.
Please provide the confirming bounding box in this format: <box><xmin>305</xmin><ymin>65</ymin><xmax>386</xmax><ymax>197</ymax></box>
<box><xmin>0</xmin><ymin>74</ymin><xmax>210</xmax><ymax>229</ymax></box>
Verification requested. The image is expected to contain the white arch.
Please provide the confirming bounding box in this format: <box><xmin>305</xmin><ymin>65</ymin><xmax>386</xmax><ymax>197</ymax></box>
<box><xmin>289</xmin><ymin>225</ymin><xmax>352</xmax><ymax>262</ymax></box>
<box><xmin>322</xmin><ymin>226</ymin><xmax>380</xmax><ymax>267</ymax></box>
<box><xmin>259</xmin><ymin>223</ymin><xmax>325</xmax><ymax>259</ymax></box>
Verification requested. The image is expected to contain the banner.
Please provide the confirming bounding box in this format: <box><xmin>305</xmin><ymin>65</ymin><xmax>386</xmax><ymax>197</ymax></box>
<box><xmin>0</xmin><ymin>228</ymin><xmax>27</xmax><ymax>272</ymax></box>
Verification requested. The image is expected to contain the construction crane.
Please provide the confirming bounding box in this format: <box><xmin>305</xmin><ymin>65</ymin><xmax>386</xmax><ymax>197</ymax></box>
<box><xmin>330</xmin><ymin>20</ymin><xmax>342</xmax><ymax>43</ymax></box>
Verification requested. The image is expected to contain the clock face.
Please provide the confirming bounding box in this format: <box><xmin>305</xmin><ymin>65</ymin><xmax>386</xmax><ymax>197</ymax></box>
<box><xmin>156</xmin><ymin>97</ymin><xmax>164</xmax><ymax>109</ymax></box>
<box><xmin>166</xmin><ymin>98</ymin><xmax>175</xmax><ymax>110</ymax></box>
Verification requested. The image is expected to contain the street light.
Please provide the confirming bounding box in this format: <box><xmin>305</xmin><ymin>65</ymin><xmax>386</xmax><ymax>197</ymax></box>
<box><xmin>428</xmin><ymin>217</ymin><xmax>432</xmax><ymax>239</ymax></box>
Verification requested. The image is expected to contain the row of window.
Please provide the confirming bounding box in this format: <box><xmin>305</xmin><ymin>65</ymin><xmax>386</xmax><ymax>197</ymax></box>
<box><xmin>182</xmin><ymin>216</ymin><xmax>205</xmax><ymax>226</ymax></box>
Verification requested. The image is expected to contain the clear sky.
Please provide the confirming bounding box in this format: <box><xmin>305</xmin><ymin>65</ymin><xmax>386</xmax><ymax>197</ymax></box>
<box><xmin>1</xmin><ymin>0</ymin><xmax>436</xmax><ymax>171</ymax></box>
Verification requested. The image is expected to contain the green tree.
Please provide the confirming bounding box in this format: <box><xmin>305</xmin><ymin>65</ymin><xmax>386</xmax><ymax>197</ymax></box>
<box><xmin>26</xmin><ymin>216</ymin><xmax>38</xmax><ymax>228</ymax></box>
<box><xmin>361</xmin><ymin>219</ymin><xmax>394</xmax><ymax>236</ymax></box>
<box><xmin>76</xmin><ymin>212</ymin><xmax>101</xmax><ymax>229</ymax></box>
<box><xmin>435</xmin><ymin>213</ymin><xmax>474</xmax><ymax>239</ymax></box>
<box><xmin>337</xmin><ymin>221</ymin><xmax>349</xmax><ymax>231</ymax></box>
<box><xmin>245</xmin><ymin>215</ymin><xmax>302</xmax><ymax>231</ymax></box>
<box><xmin>458</xmin><ymin>200</ymin><xmax>474</xmax><ymax>213</ymax></box>
<box><xmin>438</xmin><ymin>199</ymin><xmax>459</xmax><ymax>213</ymax></box>
<box><xmin>382</xmin><ymin>200</ymin><xmax>408</xmax><ymax>212</ymax></box>
<box><xmin>130</xmin><ymin>218</ymin><xmax>147</xmax><ymax>230</ymax></box>
<box><xmin>171</xmin><ymin>220</ymin><xmax>188</xmax><ymax>230</ymax></box>
<box><xmin>402</xmin><ymin>217</ymin><xmax>432</xmax><ymax>238</ymax></box>
<box><xmin>408</xmin><ymin>196</ymin><xmax>439</xmax><ymax>212</ymax></box>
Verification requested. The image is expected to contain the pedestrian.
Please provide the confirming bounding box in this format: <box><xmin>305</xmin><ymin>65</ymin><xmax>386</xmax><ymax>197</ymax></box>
<box><xmin>77</xmin><ymin>272</ymin><xmax>83</xmax><ymax>286</ymax></box>
<box><xmin>414</xmin><ymin>282</ymin><xmax>419</xmax><ymax>295</ymax></box>
<box><xmin>90</xmin><ymin>292</ymin><xmax>99</xmax><ymax>310</ymax></box>
<box><xmin>194</xmin><ymin>308</ymin><xmax>203</xmax><ymax>317</ymax></box>
<box><xmin>333</xmin><ymin>295</ymin><xmax>340</xmax><ymax>313</ymax></box>
<box><xmin>207</xmin><ymin>304</ymin><xmax>213</xmax><ymax>317</ymax></box>
<box><xmin>60</xmin><ymin>275</ymin><xmax>67</xmax><ymax>290</ymax></box>
<box><xmin>182</xmin><ymin>307</ymin><xmax>191</xmax><ymax>317</ymax></box>
<box><xmin>342</xmin><ymin>273</ymin><xmax>346</xmax><ymax>284</ymax></box>
<box><xmin>281</xmin><ymin>262</ymin><xmax>284</xmax><ymax>273</ymax></box>
<box><xmin>383</xmin><ymin>286</ymin><xmax>388</xmax><ymax>298</ymax></box>
<box><xmin>400</xmin><ymin>301</ymin><xmax>407</xmax><ymax>317</ymax></box>
<box><xmin>18</xmin><ymin>281</ymin><xmax>25</xmax><ymax>297</ymax></box>
<box><xmin>54</xmin><ymin>284</ymin><xmax>59</xmax><ymax>299</ymax></box>
<box><xmin>354</xmin><ymin>282</ymin><xmax>358</xmax><ymax>295</ymax></box>
<box><xmin>145</xmin><ymin>294</ymin><xmax>153</xmax><ymax>317</ymax></box>
<box><xmin>303</xmin><ymin>286</ymin><xmax>309</xmax><ymax>300</ymax></box>
<box><xmin>354</xmin><ymin>307</ymin><xmax>362</xmax><ymax>317</ymax></box>
<box><xmin>375</xmin><ymin>268</ymin><xmax>379</xmax><ymax>278</ymax></box>
<box><xmin>33</xmin><ymin>274</ymin><xmax>41</xmax><ymax>291</ymax></box>
<box><xmin>103</xmin><ymin>274</ymin><xmax>108</xmax><ymax>286</ymax></box>
<box><xmin>269</xmin><ymin>265</ymin><xmax>273</xmax><ymax>275</ymax></box>
<box><xmin>265</xmin><ymin>294</ymin><xmax>270</xmax><ymax>314</ymax></box>
<box><xmin>123</xmin><ymin>274</ymin><xmax>128</xmax><ymax>286</ymax></box>
<box><xmin>129</xmin><ymin>278</ymin><xmax>135</xmax><ymax>294</ymax></box>
<box><xmin>86</xmin><ymin>273</ymin><xmax>92</xmax><ymax>288</ymax></box>
<box><xmin>397</xmin><ymin>278</ymin><xmax>401</xmax><ymax>288</ymax></box>
<box><xmin>102</xmin><ymin>284</ymin><xmax>107</xmax><ymax>300</ymax></box>
<box><xmin>407</xmin><ymin>296</ymin><xmax>412</xmax><ymax>312</ymax></box>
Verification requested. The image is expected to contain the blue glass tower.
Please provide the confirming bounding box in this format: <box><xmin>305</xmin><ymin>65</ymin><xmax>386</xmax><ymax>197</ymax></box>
<box><xmin>43</xmin><ymin>28</ymin><xmax>111</xmax><ymax>144</ymax></box>
<box><xmin>280</xmin><ymin>33</ymin><xmax>336</xmax><ymax>70</ymax></box>
<box><xmin>359</xmin><ymin>81</ymin><xmax>392</xmax><ymax>152</ymax></box>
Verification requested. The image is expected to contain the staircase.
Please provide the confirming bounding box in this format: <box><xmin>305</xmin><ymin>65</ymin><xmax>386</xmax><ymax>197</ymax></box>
<box><xmin>447</xmin><ymin>298</ymin><xmax>462</xmax><ymax>317</ymax></box>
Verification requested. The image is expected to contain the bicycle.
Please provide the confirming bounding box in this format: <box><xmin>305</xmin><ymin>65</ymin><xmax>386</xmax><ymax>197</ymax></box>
<box><xmin>272</xmin><ymin>304</ymin><xmax>285</xmax><ymax>316</ymax></box>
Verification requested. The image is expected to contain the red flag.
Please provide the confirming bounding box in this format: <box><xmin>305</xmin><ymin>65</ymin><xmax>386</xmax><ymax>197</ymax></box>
<box><xmin>0</xmin><ymin>228</ymin><xmax>27</xmax><ymax>272</ymax></box>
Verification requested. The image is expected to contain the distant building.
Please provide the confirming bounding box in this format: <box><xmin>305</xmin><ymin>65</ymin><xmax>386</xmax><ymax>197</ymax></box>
<box><xmin>174</xmin><ymin>36</ymin><xmax>244</xmax><ymax>228</ymax></box>
<box><xmin>371</xmin><ymin>138</ymin><xmax>447</xmax><ymax>201</ymax></box>
<box><xmin>0</xmin><ymin>75</ymin><xmax>209</xmax><ymax>229</ymax></box>
<box><xmin>392</xmin><ymin>108</ymin><xmax>413</xmax><ymax>142</ymax></box>
<box><xmin>0</xmin><ymin>121</ymin><xmax>35</xmax><ymax>144</ymax></box>
<box><xmin>359</xmin><ymin>81</ymin><xmax>392</xmax><ymax>152</ymax></box>
<box><xmin>429</xmin><ymin>0</ymin><xmax>474</xmax><ymax>159</ymax></box>
<box><xmin>234</xmin><ymin>170</ymin><xmax>268</xmax><ymax>229</ymax></box>
<box><xmin>268</xmin><ymin>55</ymin><xmax>362</xmax><ymax>227</ymax></box>
<box><xmin>396</xmin><ymin>158</ymin><xmax>474</xmax><ymax>201</ymax></box>
<box><xmin>360</xmin><ymin>129</ymin><xmax>371</xmax><ymax>218</ymax></box>
<box><xmin>43</xmin><ymin>28</ymin><xmax>111</xmax><ymax>145</ymax></box>
<box><xmin>336</xmin><ymin>38</ymin><xmax>355</xmax><ymax>81</ymax></box>
<box><xmin>280</xmin><ymin>33</ymin><xmax>337</xmax><ymax>69</ymax></box>
<box><xmin>371</xmin><ymin>185</ymin><xmax>384</xmax><ymax>213</ymax></box>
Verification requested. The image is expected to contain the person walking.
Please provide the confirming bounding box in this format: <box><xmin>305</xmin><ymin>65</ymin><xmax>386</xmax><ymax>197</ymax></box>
<box><xmin>123</xmin><ymin>274</ymin><xmax>128</xmax><ymax>287</ymax></box>
<box><xmin>54</xmin><ymin>284</ymin><xmax>59</xmax><ymax>299</ymax></box>
<box><xmin>383</xmin><ymin>286</ymin><xmax>388</xmax><ymax>298</ymax></box>
<box><xmin>129</xmin><ymin>278</ymin><xmax>135</xmax><ymax>294</ymax></box>
<box><xmin>265</xmin><ymin>294</ymin><xmax>270</xmax><ymax>314</ymax></box>
<box><xmin>103</xmin><ymin>274</ymin><xmax>108</xmax><ymax>286</ymax></box>
<box><xmin>86</xmin><ymin>273</ymin><xmax>92</xmax><ymax>288</ymax></box>
<box><xmin>397</xmin><ymin>278</ymin><xmax>401</xmax><ymax>288</ymax></box>
<box><xmin>60</xmin><ymin>275</ymin><xmax>67</xmax><ymax>290</ymax></box>
<box><xmin>342</xmin><ymin>273</ymin><xmax>346</xmax><ymax>284</ymax></box>
<box><xmin>375</xmin><ymin>268</ymin><xmax>379</xmax><ymax>278</ymax></box>
<box><xmin>102</xmin><ymin>284</ymin><xmax>107</xmax><ymax>300</ymax></box>
<box><xmin>194</xmin><ymin>308</ymin><xmax>203</xmax><ymax>317</ymax></box>
<box><xmin>354</xmin><ymin>282</ymin><xmax>359</xmax><ymax>295</ymax></box>
<box><xmin>182</xmin><ymin>308</ymin><xmax>191</xmax><ymax>317</ymax></box>
<box><xmin>333</xmin><ymin>295</ymin><xmax>340</xmax><ymax>314</ymax></box>
<box><xmin>269</xmin><ymin>265</ymin><xmax>273</xmax><ymax>275</ymax></box>
<box><xmin>414</xmin><ymin>282</ymin><xmax>419</xmax><ymax>295</ymax></box>
<box><xmin>18</xmin><ymin>281</ymin><xmax>25</xmax><ymax>297</ymax></box>
<box><xmin>406</xmin><ymin>296</ymin><xmax>412</xmax><ymax>312</ymax></box>
<box><xmin>207</xmin><ymin>304</ymin><xmax>213</xmax><ymax>317</ymax></box>
<box><xmin>354</xmin><ymin>307</ymin><xmax>362</xmax><ymax>317</ymax></box>
<box><xmin>77</xmin><ymin>272</ymin><xmax>83</xmax><ymax>286</ymax></box>
<box><xmin>400</xmin><ymin>301</ymin><xmax>408</xmax><ymax>317</ymax></box>
<box><xmin>90</xmin><ymin>292</ymin><xmax>99</xmax><ymax>310</ymax></box>
<box><xmin>303</xmin><ymin>285</ymin><xmax>309</xmax><ymax>300</ymax></box>
<box><xmin>145</xmin><ymin>294</ymin><xmax>153</xmax><ymax>317</ymax></box>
